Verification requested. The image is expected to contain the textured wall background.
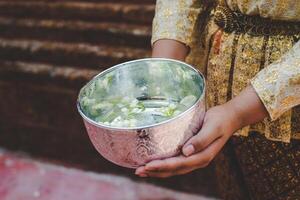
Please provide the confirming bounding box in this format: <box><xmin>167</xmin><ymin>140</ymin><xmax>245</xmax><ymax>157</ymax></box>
<box><xmin>0</xmin><ymin>0</ymin><xmax>219</xmax><ymax>197</ymax></box>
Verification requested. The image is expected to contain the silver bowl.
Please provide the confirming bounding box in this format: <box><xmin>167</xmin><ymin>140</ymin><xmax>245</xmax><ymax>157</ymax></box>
<box><xmin>77</xmin><ymin>58</ymin><xmax>206</xmax><ymax>168</ymax></box>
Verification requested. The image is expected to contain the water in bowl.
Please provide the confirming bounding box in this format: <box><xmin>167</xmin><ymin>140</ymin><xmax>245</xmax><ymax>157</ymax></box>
<box><xmin>79</xmin><ymin>60</ymin><xmax>203</xmax><ymax>128</ymax></box>
<box><xmin>81</xmin><ymin>94</ymin><xmax>197</xmax><ymax>127</ymax></box>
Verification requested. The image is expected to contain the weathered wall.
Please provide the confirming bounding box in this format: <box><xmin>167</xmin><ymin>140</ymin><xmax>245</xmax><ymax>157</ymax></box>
<box><xmin>0</xmin><ymin>0</ymin><xmax>219</xmax><ymax>197</ymax></box>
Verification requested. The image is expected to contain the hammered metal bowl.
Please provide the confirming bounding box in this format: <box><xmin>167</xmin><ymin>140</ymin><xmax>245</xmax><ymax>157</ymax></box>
<box><xmin>77</xmin><ymin>58</ymin><xmax>206</xmax><ymax>168</ymax></box>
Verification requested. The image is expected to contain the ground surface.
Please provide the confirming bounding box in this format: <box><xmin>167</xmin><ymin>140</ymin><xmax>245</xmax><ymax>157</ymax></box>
<box><xmin>0</xmin><ymin>149</ymin><xmax>216</xmax><ymax>200</ymax></box>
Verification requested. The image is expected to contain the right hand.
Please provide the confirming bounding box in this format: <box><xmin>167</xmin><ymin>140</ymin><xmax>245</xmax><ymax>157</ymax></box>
<box><xmin>152</xmin><ymin>39</ymin><xmax>189</xmax><ymax>61</ymax></box>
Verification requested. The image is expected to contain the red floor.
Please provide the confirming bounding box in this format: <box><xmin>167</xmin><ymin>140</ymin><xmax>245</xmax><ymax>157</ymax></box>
<box><xmin>0</xmin><ymin>149</ymin><xmax>214</xmax><ymax>200</ymax></box>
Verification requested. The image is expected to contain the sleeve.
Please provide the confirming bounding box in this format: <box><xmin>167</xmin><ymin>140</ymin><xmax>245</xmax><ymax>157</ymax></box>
<box><xmin>251</xmin><ymin>40</ymin><xmax>300</xmax><ymax>121</ymax></box>
<box><xmin>151</xmin><ymin>0</ymin><xmax>205</xmax><ymax>48</ymax></box>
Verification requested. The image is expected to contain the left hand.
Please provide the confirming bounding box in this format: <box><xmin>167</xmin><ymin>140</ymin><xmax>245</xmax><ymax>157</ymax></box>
<box><xmin>135</xmin><ymin>86</ymin><xmax>268</xmax><ymax>178</ymax></box>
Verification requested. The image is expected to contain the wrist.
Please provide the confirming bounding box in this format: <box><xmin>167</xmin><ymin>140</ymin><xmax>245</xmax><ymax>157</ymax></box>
<box><xmin>222</xmin><ymin>102</ymin><xmax>245</xmax><ymax>135</ymax></box>
<box><xmin>222</xmin><ymin>86</ymin><xmax>269</xmax><ymax>134</ymax></box>
<box><xmin>207</xmin><ymin>104</ymin><xmax>243</xmax><ymax>138</ymax></box>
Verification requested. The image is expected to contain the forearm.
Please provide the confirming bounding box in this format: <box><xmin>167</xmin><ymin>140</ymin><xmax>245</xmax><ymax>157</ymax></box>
<box><xmin>224</xmin><ymin>85</ymin><xmax>269</xmax><ymax>133</ymax></box>
<box><xmin>152</xmin><ymin>39</ymin><xmax>189</xmax><ymax>61</ymax></box>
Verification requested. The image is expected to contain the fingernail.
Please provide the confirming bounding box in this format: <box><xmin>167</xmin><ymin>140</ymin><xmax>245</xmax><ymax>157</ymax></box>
<box><xmin>135</xmin><ymin>167</ymin><xmax>145</xmax><ymax>175</ymax></box>
<box><xmin>183</xmin><ymin>144</ymin><xmax>195</xmax><ymax>156</ymax></box>
<box><xmin>138</xmin><ymin>173</ymin><xmax>148</xmax><ymax>178</ymax></box>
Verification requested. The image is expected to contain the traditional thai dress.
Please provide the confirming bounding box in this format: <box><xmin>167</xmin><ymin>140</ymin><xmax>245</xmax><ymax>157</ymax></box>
<box><xmin>152</xmin><ymin>0</ymin><xmax>300</xmax><ymax>199</ymax></box>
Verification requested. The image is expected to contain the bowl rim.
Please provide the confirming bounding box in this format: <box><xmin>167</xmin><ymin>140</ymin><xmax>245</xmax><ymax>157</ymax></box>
<box><xmin>77</xmin><ymin>58</ymin><xmax>206</xmax><ymax>131</ymax></box>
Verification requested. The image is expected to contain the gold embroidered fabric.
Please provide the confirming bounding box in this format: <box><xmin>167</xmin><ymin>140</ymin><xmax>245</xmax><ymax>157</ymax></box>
<box><xmin>152</xmin><ymin>0</ymin><xmax>300</xmax><ymax>142</ymax></box>
<box><xmin>251</xmin><ymin>41</ymin><xmax>300</xmax><ymax>121</ymax></box>
<box><xmin>152</xmin><ymin>0</ymin><xmax>204</xmax><ymax>48</ymax></box>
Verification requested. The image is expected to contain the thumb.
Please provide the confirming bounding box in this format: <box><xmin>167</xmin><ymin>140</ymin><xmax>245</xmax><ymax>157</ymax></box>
<box><xmin>182</xmin><ymin>119</ymin><xmax>220</xmax><ymax>157</ymax></box>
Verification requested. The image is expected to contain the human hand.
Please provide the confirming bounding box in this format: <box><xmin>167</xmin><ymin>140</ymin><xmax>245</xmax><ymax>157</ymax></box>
<box><xmin>135</xmin><ymin>86</ymin><xmax>268</xmax><ymax>178</ymax></box>
<box><xmin>135</xmin><ymin>104</ymin><xmax>239</xmax><ymax>178</ymax></box>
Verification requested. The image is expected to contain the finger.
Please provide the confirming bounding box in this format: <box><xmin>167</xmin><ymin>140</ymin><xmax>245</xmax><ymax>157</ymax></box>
<box><xmin>135</xmin><ymin>166</ymin><xmax>149</xmax><ymax>177</ymax></box>
<box><xmin>146</xmin><ymin>139</ymin><xmax>224</xmax><ymax>177</ymax></box>
<box><xmin>145</xmin><ymin>171</ymin><xmax>174</xmax><ymax>178</ymax></box>
<box><xmin>182</xmin><ymin>120</ymin><xmax>221</xmax><ymax>156</ymax></box>
<box><xmin>146</xmin><ymin>168</ymin><xmax>194</xmax><ymax>178</ymax></box>
<box><xmin>178</xmin><ymin>137</ymin><xmax>224</xmax><ymax>169</ymax></box>
<box><xmin>147</xmin><ymin>136</ymin><xmax>226</xmax><ymax>174</ymax></box>
<box><xmin>187</xmin><ymin>136</ymin><xmax>226</xmax><ymax>168</ymax></box>
<box><xmin>135</xmin><ymin>166</ymin><xmax>146</xmax><ymax>175</ymax></box>
<box><xmin>145</xmin><ymin>156</ymin><xmax>188</xmax><ymax>172</ymax></box>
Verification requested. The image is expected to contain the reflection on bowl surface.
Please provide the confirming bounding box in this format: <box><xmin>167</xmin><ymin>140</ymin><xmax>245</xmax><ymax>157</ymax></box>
<box><xmin>77</xmin><ymin>58</ymin><xmax>206</xmax><ymax>168</ymax></box>
<box><xmin>78</xmin><ymin>59</ymin><xmax>204</xmax><ymax>128</ymax></box>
